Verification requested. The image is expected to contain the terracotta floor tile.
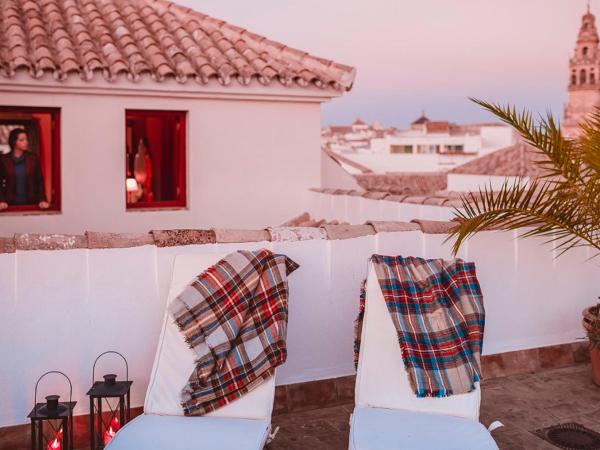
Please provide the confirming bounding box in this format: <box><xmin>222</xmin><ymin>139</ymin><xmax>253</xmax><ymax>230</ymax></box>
<box><xmin>493</xmin><ymin>429</ymin><xmax>557</xmax><ymax>450</ymax></box>
<box><xmin>270</xmin><ymin>364</ymin><xmax>600</xmax><ymax>449</ymax></box>
<box><xmin>63</xmin><ymin>364</ymin><xmax>599</xmax><ymax>450</ymax></box>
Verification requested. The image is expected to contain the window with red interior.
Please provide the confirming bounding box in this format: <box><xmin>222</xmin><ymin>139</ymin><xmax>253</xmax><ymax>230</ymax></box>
<box><xmin>125</xmin><ymin>110</ymin><xmax>187</xmax><ymax>210</ymax></box>
<box><xmin>0</xmin><ymin>106</ymin><xmax>61</xmax><ymax>213</ymax></box>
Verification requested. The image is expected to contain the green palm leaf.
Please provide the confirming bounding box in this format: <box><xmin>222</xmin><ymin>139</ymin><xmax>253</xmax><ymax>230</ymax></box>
<box><xmin>447</xmin><ymin>100</ymin><xmax>600</xmax><ymax>257</ymax></box>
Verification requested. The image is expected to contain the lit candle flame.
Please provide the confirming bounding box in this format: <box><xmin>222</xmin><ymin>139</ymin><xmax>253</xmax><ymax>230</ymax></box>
<box><xmin>47</xmin><ymin>437</ymin><xmax>61</xmax><ymax>450</ymax></box>
<box><xmin>104</xmin><ymin>425</ymin><xmax>117</xmax><ymax>445</ymax></box>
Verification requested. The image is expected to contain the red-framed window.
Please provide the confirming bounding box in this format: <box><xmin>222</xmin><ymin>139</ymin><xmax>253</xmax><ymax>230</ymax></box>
<box><xmin>0</xmin><ymin>106</ymin><xmax>61</xmax><ymax>213</ymax></box>
<box><xmin>125</xmin><ymin>110</ymin><xmax>186</xmax><ymax>210</ymax></box>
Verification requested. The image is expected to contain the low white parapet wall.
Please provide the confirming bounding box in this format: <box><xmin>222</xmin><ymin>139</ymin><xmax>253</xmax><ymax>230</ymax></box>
<box><xmin>1</xmin><ymin>225</ymin><xmax>598</xmax><ymax>427</ymax></box>
<box><xmin>308</xmin><ymin>189</ymin><xmax>457</xmax><ymax>222</ymax></box>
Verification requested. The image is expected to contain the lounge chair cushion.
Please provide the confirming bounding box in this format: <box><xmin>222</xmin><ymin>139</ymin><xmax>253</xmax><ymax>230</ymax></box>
<box><xmin>349</xmin><ymin>406</ymin><xmax>498</xmax><ymax>450</ymax></box>
<box><xmin>144</xmin><ymin>253</ymin><xmax>275</xmax><ymax>420</ymax></box>
<box><xmin>106</xmin><ymin>414</ymin><xmax>270</xmax><ymax>450</ymax></box>
<box><xmin>354</xmin><ymin>265</ymin><xmax>480</xmax><ymax>420</ymax></box>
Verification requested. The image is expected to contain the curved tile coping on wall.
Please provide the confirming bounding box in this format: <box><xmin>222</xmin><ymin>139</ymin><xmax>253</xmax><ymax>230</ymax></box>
<box><xmin>309</xmin><ymin>187</ymin><xmax>472</xmax><ymax>207</ymax></box>
<box><xmin>0</xmin><ymin>220</ymin><xmax>464</xmax><ymax>253</ymax></box>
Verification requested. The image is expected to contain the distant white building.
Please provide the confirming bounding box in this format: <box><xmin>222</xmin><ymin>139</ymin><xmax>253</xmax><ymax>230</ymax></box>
<box><xmin>322</xmin><ymin>118</ymin><xmax>396</xmax><ymax>151</ymax></box>
<box><xmin>323</xmin><ymin>114</ymin><xmax>514</xmax><ymax>173</ymax></box>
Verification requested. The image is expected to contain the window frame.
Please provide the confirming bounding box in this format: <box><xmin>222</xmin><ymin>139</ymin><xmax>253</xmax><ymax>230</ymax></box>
<box><xmin>0</xmin><ymin>105</ymin><xmax>61</xmax><ymax>214</ymax></box>
<box><xmin>125</xmin><ymin>109</ymin><xmax>187</xmax><ymax>211</ymax></box>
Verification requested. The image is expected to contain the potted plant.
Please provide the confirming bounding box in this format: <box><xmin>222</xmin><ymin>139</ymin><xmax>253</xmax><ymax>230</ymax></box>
<box><xmin>583</xmin><ymin>302</ymin><xmax>600</xmax><ymax>385</ymax></box>
<box><xmin>448</xmin><ymin>99</ymin><xmax>600</xmax><ymax>381</ymax></box>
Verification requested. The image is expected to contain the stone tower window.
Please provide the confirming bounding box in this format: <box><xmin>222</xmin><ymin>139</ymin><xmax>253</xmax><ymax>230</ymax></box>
<box><xmin>583</xmin><ymin>46</ymin><xmax>589</xmax><ymax>57</ymax></box>
<box><xmin>571</xmin><ymin>71</ymin><xmax>577</xmax><ymax>85</ymax></box>
<box><xmin>581</xmin><ymin>69</ymin><xmax>587</xmax><ymax>84</ymax></box>
<box><xmin>591</xmin><ymin>71</ymin><xmax>596</xmax><ymax>84</ymax></box>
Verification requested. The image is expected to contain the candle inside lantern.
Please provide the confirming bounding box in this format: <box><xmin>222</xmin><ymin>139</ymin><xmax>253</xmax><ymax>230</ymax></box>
<box><xmin>46</xmin><ymin>428</ymin><xmax>62</xmax><ymax>450</ymax></box>
<box><xmin>46</xmin><ymin>438</ymin><xmax>61</xmax><ymax>450</ymax></box>
<box><xmin>103</xmin><ymin>427</ymin><xmax>116</xmax><ymax>445</ymax></box>
<box><xmin>103</xmin><ymin>417</ymin><xmax>120</xmax><ymax>445</ymax></box>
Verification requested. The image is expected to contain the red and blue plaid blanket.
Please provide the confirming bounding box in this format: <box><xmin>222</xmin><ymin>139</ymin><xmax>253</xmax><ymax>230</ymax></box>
<box><xmin>169</xmin><ymin>249</ymin><xmax>299</xmax><ymax>416</ymax></box>
<box><xmin>355</xmin><ymin>255</ymin><xmax>485</xmax><ymax>397</ymax></box>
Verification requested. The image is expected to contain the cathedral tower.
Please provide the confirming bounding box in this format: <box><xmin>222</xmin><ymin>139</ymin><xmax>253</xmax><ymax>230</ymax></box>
<box><xmin>563</xmin><ymin>4</ymin><xmax>600</xmax><ymax>137</ymax></box>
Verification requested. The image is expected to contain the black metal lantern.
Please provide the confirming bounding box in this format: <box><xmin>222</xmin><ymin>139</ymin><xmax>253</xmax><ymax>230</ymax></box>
<box><xmin>87</xmin><ymin>351</ymin><xmax>132</xmax><ymax>449</ymax></box>
<box><xmin>28</xmin><ymin>371</ymin><xmax>76</xmax><ymax>450</ymax></box>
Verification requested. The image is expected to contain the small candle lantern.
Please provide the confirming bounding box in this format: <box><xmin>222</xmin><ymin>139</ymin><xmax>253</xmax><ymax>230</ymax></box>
<box><xmin>87</xmin><ymin>351</ymin><xmax>132</xmax><ymax>449</ymax></box>
<box><xmin>28</xmin><ymin>371</ymin><xmax>76</xmax><ymax>450</ymax></box>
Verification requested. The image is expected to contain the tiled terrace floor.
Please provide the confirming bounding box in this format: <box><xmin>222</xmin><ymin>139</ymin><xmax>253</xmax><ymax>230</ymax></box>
<box><xmin>267</xmin><ymin>364</ymin><xmax>600</xmax><ymax>449</ymax></box>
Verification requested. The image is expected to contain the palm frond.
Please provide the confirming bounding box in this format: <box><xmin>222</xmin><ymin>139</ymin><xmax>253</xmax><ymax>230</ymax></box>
<box><xmin>448</xmin><ymin>102</ymin><xmax>600</xmax><ymax>257</ymax></box>
<box><xmin>470</xmin><ymin>98</ymin><xmax>582</xmax><ymax>184</ymax></box>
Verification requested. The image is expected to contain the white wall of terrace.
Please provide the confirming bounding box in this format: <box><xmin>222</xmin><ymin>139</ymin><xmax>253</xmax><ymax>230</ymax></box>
<box><xmin>0</xmin><ymin>224</ymin><xmax>598</xmax><ymax>428</ymax></box>
<box><xmin>307</xmin><ymin>189</ymin><xmax>457</xmax><ymax>223</ymax></box>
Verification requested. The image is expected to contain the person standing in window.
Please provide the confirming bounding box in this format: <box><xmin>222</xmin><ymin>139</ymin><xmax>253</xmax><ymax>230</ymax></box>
<box><xmin>0</xmin><ymin>128</ymin><xmax>49</xmax><ymax>210</ymax></box>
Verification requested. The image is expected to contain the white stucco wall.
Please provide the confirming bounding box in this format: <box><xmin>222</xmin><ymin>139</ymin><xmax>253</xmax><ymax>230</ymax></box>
<box><xmin>0</xmin><ymin>84</ymin><xmax>326</xmax><ymax>234</ymax></box>
<box><xmin>1</xmin><ymin>230</ymin><xmax>598</xmax><ymax>427</ymax></box>
<box><xmin>321</xmin><ymin>152</ymin><xmax>363</xmax><ymax>190</ymax></box>
<box><xmin>307</xmin><ymin>190</ymin><xmax>456</xmax><ymax>223</ymax></box>
<box><xmin>479</xmin><ymin>126</ymin><xmax>515</xmax><ymax>155</ymax></box>
<box><xmin>331</xmin><ymin>152</ymin><xmax>478</xmax><ymax>173</ymax></box>
<box><xmin>370</xmin><ymin>133</ymin><xmax>483</xmax><ymax>154</ymax></box>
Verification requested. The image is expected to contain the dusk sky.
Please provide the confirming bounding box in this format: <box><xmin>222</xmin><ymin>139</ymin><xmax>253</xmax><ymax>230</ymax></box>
<box><xmin>179</xmin><ymin>0</ymin><xmax>586</xmax><ymax>128</ymax></box>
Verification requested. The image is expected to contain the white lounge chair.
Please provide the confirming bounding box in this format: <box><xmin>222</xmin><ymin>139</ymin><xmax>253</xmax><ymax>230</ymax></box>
<box><xmin>349</xmin><ymin>262</ymin><xmax>498</xmax><ymax>450</ymax></box>
<box><xmin>107</xmin><ymin>253</ymin><xmax>275</xmax><ymax>450</ymax></box>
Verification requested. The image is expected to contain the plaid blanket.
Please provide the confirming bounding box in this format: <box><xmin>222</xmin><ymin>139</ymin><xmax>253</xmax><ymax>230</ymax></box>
<box><xmin>169</xmin><ymin>249</ymin><xmax>299</xmax><ymax>416</ymax></box>
<box><xmin>355</xmin><ymin>255</ymin><xmax>484</xmax><ymax>397</ymax></box>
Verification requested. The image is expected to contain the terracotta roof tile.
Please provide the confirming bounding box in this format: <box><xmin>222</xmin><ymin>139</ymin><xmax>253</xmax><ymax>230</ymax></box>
<box><xmin>212</xmin><ymin>228</ymin><xmax>270</xmax><ymax>243</ymax></box>
<box><xmin>402</xmin><ymin>195</ymin><xmax>428</xmax><ymax>204</ymax></box>
<box><xmin>280</xmin><ymin>212</ymin><xmax>311</xmax><ymax>227</ymax></box>
<box><xmin>443</xmin><ymin>198</ymin><xmax>465</xmax><ymax>208</ymax></box>
<box><xmin>0</xmin><ymin>0</ymin><xmax>355</xmax><ymax>90</ymax></box>
<box><xmin>86</xmin><ymin>231</ymin><xmax>154</xmax><ymax>248</ymax></box>
<box><xmin>322</xmin><ymin>224</ymin><xmax>376</xmax><ymax>240</ymax></box>
<box><xmin>0</xmin><ymin>237</ymin><xmax>16</xmax><ymax>253</ymax></box>
<box><xmin>422</xmin><ymin>196</ymin><xmax>448</xmax><ymax>206</ymax></box>
<box><xmin>366</xmin><ymin>221</ymin><xmax>420</xmax><ymax>233</ymax></box>
<box><xmin>268</xmin><ymin>227</ymin><xmax>327</xmax><ymax>242</ymax></box>
<box><xmin>411</xmin><ymin>219</ymin><xmax>456</xmax><ymax>234</ymax></box>
<box><xmin>450</xmin><ymin>141</ymin><xmax>543</xmax><ymax>177</ymax></box>
<box><xmin>151</xmin><ymin>229</ymin><xmax>216</xmax><ymax>247</ymax></box>
<box><xmin>362</xmin><ymin>191</ymin><xmax>389</xmax><ymax>200</ymax></box>
<box><xmin>15</xmin><ymin>233</ymin><xmax>87</xmax><ymax>250</ymax></box>
<box><xmin>347</xmin><ymin>190</ymin><xmax>365</xmax><ymax>197</ymax></box>
<box><xmin>384</xmin><ymin>194</ymin><xmax>410</xmax><ymax>202</ymax></box>
<box><xmin>354</xmin><ymin>172</ymin><xmax>447</xmax><ymax>196</ymax></box>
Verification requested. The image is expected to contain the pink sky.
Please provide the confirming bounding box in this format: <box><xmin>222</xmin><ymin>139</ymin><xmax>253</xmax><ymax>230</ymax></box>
<box><xmin>178</xmin><ymin>0</ymin><xmax>586</xmax><ymax>128</ymax></box>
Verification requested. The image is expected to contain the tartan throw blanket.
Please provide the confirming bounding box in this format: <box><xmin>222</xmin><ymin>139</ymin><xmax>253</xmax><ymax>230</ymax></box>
<box><xmin>355</xmin><ymin>255</ymin><xmax>485</xmax><ymax>397</ymax></box>
<box><xmin>169</xmin><ymin>249</ymin><xmax>299</xmax><ymax>416</ymax></box>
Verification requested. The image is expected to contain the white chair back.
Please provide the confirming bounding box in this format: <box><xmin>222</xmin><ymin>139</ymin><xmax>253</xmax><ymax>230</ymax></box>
<box><xmin>354</xmin><ymin>262</ymin><xmax>481</xmax><ymax>420</ymax></box>
<box><xmin>144</xmin><ymin>253</ymin><xmax>275</xmax><ymax>420</ymax></box>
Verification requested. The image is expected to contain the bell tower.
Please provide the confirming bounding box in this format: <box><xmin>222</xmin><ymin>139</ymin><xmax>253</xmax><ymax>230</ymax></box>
<box><xmin>563</xmin><ymin>3</ymin><xmax>600</xmax><ymax>137</ymax></box>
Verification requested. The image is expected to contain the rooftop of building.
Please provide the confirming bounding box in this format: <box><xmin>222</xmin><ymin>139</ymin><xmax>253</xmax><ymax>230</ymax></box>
<box><xmin>0</xmin><ymin>0</ymin><xmax>356</xmax><ymax>90</ymax></box>
<box><xmin>450</xmin><ymin>140</ymin><xmax>543</xmax><ymax>177</ymax></box>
